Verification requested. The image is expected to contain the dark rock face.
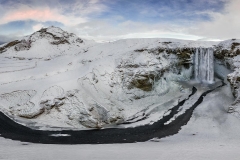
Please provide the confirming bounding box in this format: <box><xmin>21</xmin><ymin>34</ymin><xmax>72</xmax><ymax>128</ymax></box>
<box><xmin>135</xmin><ymin>46</ymin><xmax>194</xmax><ymax>61</ymax></box>
<box><xmin>214</xmin><ymin>48</ymin><xmax>240</xmax><ymax>59</ymax></box>
<box><xmin>227</xmin><ymin>75</ymin><xmax>239</xmax><ymax>98</ymax></box>
<box><xmin>213</xmin><ymin>40</ymin><xmax>240</xmax><ymax>111</ymax></box>
<box><xmin>135</xmin><ymin>47</ymin><xmax>194</xmax><ymax>69</ymax></box>
<box><xmin>231</xmin><ymin>42</ymin><xmax>240</xmax><ymax>50</ymax></box>
<box><xmin>122</xmin><ymin>46</ymin><xmax>194</xmax><ymax>92</ymax></box>
<box><xmin>214</xmin><ymin>40</ymin><xmax>240</xmax><ymax>59</ymax></box>
<box><xmin>51</xmin><ymin>39</ymin><xmax>70</xmax><ymax>45</ymax></box>
<box><xmin>37</xmin><ymin>28</ymin><xmax>71</xmax><ymax>45</ymax></box>
<box><xmin>130</xmin><ymin>73</ymin><xmax>159</xmax><ymax>91</ymax></box>
<box><xmin>37</xmin><ymin>28</ymin><xmax>64</xmax><ymax>40</ymax></box>
<box><xmin>15</xmin><ymin>39</ymin><xmax>31</xmax><ymax>51</ymax></box>
<box><xmin>0</xmin><ymin>39</ymin><xmax>32</xmax><ymax>52</ymax></box>
<box><xmin>0</xmin><ymin>40</ymin><xmax>21</xmax><ymax>53</ymax></box>
<box><xmin>76</xmin><ymin>38</ymin><xmax>83</xmax><ymax>43</ymax></box>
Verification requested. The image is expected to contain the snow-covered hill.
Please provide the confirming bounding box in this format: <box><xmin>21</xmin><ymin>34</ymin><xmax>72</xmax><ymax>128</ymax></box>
<box><xmin>0</xmin><ymin>26</ymin><xmax>95</xmax><ymax>59</ymax></box>
<box><xmin>0</xmin><ymin>26</ymin><xmax>239</xmax><ymax>130</ymax></box>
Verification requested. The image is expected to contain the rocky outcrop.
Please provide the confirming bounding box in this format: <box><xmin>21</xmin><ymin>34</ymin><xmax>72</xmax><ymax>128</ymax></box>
<box><xmin>39</xmin><ymin>86</ymin><xmax>65</xmax><ymax>112</ymax></box>
<box><xmin>0</xmin><ymin>38</ymin><xmax>31</xmax><ymax>53</ymax></box>
<box><xmin>17</xmin><ymin>102</ymin><xmax>44</xmax><ymax>119</ymax></box>
<box><xmin>33</xmin><ymin>27</ymin><xmax>83</xmax><ymax>46</ymax></box>
<box><xmin>0</xmin><ymin>40</ymin><xmax>21</xmax><ymax>53</ymax></box>
<box><xmin>227</xmin><ymin>73</ymin><xmax>240</xmax><ymax>98</ymax></box>
<box><xmin>215</xmin><ymin>39</ymin><xmax>240</xmax><ymax>59</ymax></box>
<box><xmin>130</xmin><ymin>73</ymin><xmax>158</xmax><ymax>91</ymax></box>
<box><xmin>122</xmin><ymin>46</ymin><xmax>195</xmax><ymax>92</ymax></box>
<box><xmin>14</xmin><ymin>39</ymin><xmax>31</xmax><ymax>51</ymax></box>
<box><xmin>0</xmin><ymin>90</ymin><xmax>38</xmax><ymax>118</ymax></box>
<box><xmin>213</xmin><ymin>39</ymin><xmax>240</xmax><ymax>114</ymax></box>
<box><xmin>135</xmin><ymin>46</ymin><xmax>194</xmax><ymax>60</ymax></box>
<box><xmin>0</xmin><ymin>26</ymin><xmax>85</xmax><ymax>55</ymax></box>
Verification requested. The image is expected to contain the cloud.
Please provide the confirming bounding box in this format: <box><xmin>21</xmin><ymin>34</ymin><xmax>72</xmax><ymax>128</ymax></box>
<box><xmin>0</xmin><ymin>0</ymin><xmax>109</xmax><ymax>41</ymax></box>
<box><xmin>73</xmin><ymin>19</ymin><xmax>202</xmax><ymax>42</ymax></box>
<box><xmin>0</xmin><ymin>0</ymin><xmax>235</xmax><ymax>41</ymax></box>
<box><xmin>32</xmin><ymin>24</ymin><xmax>45</xmax><ymax>31</ymax></box>
<box><xmin>0</xmin><ymin>7</ymin><xmax>87</xmax><ymax>26</ymax></box>
<box><xmin>69</xmin><ymin>0</ymin><xmax>228</xmax><ymax>41</ymax></box>
<box><xmin>0</xmin><ymin>20</ymin><xmax>65</xmax><ymax>41</ymax></box>
<box><xmin>189</xmin><ymin>0</ymin><xmax>240</xmax><ymax>39</ymax></box>
<box><xmin>101</xmin><ymin>0</ymin><xmax>226</xmax><ymax>24</ymax></box>
<box><xmin>0</xmin><ymin>35</ymin><xmax>18</xmax><ymax>44</ymax></box>
<box><xmin>0</xmin><ymin>0</ymin><xmax>108</xmax><ymax>27</ymax></box>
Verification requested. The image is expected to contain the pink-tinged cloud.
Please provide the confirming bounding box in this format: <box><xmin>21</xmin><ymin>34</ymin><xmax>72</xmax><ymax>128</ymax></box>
<box><xmin>0</xmin><ymin>7</ymin><xmax>87</xmax><ymax>26</ymax></box>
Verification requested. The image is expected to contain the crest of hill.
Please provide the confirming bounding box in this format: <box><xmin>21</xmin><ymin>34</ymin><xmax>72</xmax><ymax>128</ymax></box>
<box><xmin>0</xmin><ymin>26</ymin><xmax>95</xmax><ymax>59</ymax></box>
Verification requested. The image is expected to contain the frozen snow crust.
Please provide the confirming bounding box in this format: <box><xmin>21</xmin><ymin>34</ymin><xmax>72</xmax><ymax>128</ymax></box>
<box><xmin>0</xmin><ymin>26</ymin><xmax>238</xmax><ymax>131</ymax></box>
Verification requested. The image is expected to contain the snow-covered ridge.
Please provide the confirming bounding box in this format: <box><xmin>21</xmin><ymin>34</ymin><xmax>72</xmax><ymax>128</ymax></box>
<box><xmin>0</xmin><ymin>26</ymin><xmax>95</xmax><ymax>59</ymax></box>
<box><xmin>216</xmin><ymin>39</ymin><xmax>240</xmax><ymax>50</ymax></box>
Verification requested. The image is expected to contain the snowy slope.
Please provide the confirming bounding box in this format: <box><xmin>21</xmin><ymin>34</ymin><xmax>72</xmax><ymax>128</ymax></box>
<box><xmin>1</xmin><ymin>82</ymin><xmax>239</xmax><ymax>160</ymax></box>
<box><xmin>1</xmin><ymin>27</ymin><xmax>240</xmax><ymax>160</ymax></box>
<box><xmin>0</xmin><ymin>26</ymin><xmax>235</xmax><ymax>130</ymax></box>
<box><xmin>0</xmin><ymin>26</ymin><xmax>95</xmax><ymax>59</ymax></box>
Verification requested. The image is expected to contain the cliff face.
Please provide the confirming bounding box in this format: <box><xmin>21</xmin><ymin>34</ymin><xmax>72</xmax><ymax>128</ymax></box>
<box><xmin>213</xmin><ymin>39</ymin><xmax>240</xmax><ymax>113</ymax></box>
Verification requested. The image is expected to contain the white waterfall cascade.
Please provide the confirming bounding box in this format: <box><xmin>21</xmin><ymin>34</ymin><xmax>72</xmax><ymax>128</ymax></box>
<box><xmin>194</xmin><ymin>48</ymin><xmax>214</xmax><ymax>83</ymax></box>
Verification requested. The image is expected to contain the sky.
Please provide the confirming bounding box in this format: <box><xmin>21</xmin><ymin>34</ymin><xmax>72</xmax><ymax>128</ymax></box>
<box><xmin>0</xmin><ymin>0</ymin><xmax>239</xmax><ymax>43</ymax></box>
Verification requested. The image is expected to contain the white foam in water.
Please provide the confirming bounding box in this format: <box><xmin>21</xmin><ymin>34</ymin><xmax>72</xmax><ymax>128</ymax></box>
<box><xmin>194</xmin><ymin>48</ymin><xmax>214</xmax><ymax>83</ymax></box>
<box><xmin>49</xmin><ymin>134</ymin><xmax>71</xmax><ymax>137</ymax></box>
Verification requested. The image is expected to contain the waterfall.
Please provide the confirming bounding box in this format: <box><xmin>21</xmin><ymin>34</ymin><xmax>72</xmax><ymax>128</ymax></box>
<box><xmin>194</xmin><ymin>48</ymin><xmax>214</xmax><ymax>83</ymax></box>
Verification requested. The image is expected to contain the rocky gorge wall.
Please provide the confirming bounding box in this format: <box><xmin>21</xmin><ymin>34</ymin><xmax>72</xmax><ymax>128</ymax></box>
<box><xmin>213</xmin><ymin>39</ymin><xmax>240</xmax><ymax>114</ymax></box>
<box><xmin>143</xmin><ymin>41</ymin><xmax>240</xmax><ymax>115</ymax></box>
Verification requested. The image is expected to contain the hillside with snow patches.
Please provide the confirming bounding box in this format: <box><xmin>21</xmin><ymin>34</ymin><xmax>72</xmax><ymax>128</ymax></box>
<box><xmin>0</xmin><ymin>26</ymin><xmax>239</xmax><ymax>133</ymax></box>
